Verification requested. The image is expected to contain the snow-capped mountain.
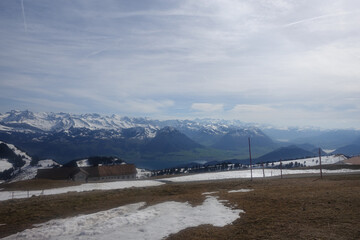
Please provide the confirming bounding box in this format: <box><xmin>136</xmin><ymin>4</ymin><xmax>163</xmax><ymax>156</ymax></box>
<box><xmin>1</xmin><ymin>110</ymin><xmax>358</xmax><ymax>170</ymax></box>
<box><xmin>0</xmin><ymin>110</ymin><xmax>244</xmax><ymax>139</ymax></box>
<box><xmin>1</xmin><ymin>110</ymin><xmax>271</xmax><ymax>168</ymax></box>
<box><xmin>0</xmin><ymin>110</ymin><xmax>256</xmax><ymax>144</ymax></box>
<box><xmin>0</xmin><ymin>110</ymin><xmax>159</xmax><ymax>136</ymax></box>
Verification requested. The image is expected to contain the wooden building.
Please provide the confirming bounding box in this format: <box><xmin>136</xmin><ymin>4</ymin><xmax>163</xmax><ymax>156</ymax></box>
<box><xmin>36</xmin><ymin>164</ymin><xmax>137</xmax><ymax>182</ymax></box>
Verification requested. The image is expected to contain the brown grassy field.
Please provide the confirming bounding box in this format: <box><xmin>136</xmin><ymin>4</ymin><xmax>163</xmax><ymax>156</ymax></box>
<box><xmin>1</xmin><ymin>174</ymin><xmax>360</xmax><ymax>239</ymax></box>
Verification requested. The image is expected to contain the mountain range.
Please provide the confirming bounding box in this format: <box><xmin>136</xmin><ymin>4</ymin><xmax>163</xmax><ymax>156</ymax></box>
<box><xmin>1</xmin><ymin>110</ymin><xmax>359</xmax><ymax>169</ymax></box>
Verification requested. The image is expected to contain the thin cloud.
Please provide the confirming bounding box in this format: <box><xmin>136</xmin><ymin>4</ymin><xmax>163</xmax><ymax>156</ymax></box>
<box><xmin>20</xmin><ymin>0</ymin><xmax>27</xmax><ymax>32</ymax></box>
<box><xmin>191</xmin><ymin>103</ymin><xmax>224</xmax><ymax>112</ymax></box>
<box><xmin>283</xmin><ymin>11</ymin><xmax>358</xmax><ymax>28</ymax></box>
<box><xmin>231</xmin><ymin>104</ymin><xmax>273</xmax><ymax>113</ymax></box>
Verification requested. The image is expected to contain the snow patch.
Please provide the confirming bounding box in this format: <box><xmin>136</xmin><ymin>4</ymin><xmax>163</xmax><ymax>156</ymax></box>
<box><xmin>165</xmin><ymin>168</ymin><xmax>360</xmax><ymax>183</ymax></box>
<box><xmin>0</xmin><ymin>159</ymin><xmax>13</xmax><ymax>172</ymax></box>
<box><xmin>0</xmin><ymin>180</ymin><xmax>164</xmax><ymax>201</ymax></box>
<box><xmin>269</xmin><ymin>155</ymin><xmax>346</xmax><ymax>168</ymax></box>
<box><xmin>202</xmin><ymin>191</ymin><xmax>219</xmax><ymax>195</ymax></box>
<box><xmin>228</xmin><ymin>189</ymin><xmax>253</xmax><ymax>193</ymax></box>
<box><xmin>3</xmin><ymin>196</ymin><xmax>242</xmax><ymax>240</ymax></box>
<box><xmin>136</xmin><ymin>168</ymin><xmax>152</xmax><ymax>179</ymax></box>
<box><xmin>76</xmin><ymin>159</ymin><xmax>90</xmax><ymax>167</ymax></box>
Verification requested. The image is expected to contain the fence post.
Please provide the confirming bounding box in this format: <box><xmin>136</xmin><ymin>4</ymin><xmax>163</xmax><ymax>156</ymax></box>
<box><xmin>319</xmin><ymin>148</ymin><xmax>323</xmax><ymax>179</ymax></box>
<box><xmin>248</xmin><ymin>137</ymin><xmax>253</xmax><ymax>181</ymax></box>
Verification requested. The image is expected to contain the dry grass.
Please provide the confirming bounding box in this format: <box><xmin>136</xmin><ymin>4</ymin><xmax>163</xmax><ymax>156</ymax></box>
<box><xmin>1</xmin><ymin>174</ymin><xmax>360</xmax><ymax>239</ymax></box>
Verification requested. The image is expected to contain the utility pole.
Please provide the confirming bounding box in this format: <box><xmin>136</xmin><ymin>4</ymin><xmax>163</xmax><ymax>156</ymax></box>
<box><xmin>319</xmin><ymin>148</ymin><xmax>323</xmax><ymax>179</ymax></box>
<box><xmin>248</xmin><ymin>137</ymin><xmax>253</xmax><ymax>181</ymax></box>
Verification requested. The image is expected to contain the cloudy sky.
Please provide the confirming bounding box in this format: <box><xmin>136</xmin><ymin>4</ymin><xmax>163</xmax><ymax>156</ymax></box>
<box><xmin>1</xmin><ymin>0</ymin><xmax>360</xmax><ymax>129</ymax></box>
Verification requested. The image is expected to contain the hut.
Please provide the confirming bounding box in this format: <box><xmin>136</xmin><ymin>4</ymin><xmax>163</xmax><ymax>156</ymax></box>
<box><xmin>36</xmin><ymin>164</ymin><xmax>137</xmax><ymax>182</ymax></box>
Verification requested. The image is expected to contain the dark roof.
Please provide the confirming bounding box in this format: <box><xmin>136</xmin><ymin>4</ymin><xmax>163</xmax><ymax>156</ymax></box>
<box><xmin>36</xmin><ymin>164</ymin><xmax>137</xmax><ymax>180</ymax></box>
<box><xmin>36</xmin><ymin>167</ymin><xmax>80</xmax><ymax>180</ymax></box>
<box><xmin>81</xmin><ymin>164</ymin><xmax>137</xmax><ymax>177</ymax></box>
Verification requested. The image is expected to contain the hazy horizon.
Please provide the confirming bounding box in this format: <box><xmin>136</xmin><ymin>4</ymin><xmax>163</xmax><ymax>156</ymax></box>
<box><xmin>1</xmin><ymin>0</ymin><xmax>360</xmax><ymax>129</ymax></box>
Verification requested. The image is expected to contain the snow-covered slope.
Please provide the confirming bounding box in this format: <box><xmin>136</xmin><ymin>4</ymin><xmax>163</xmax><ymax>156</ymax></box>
<box><xmin>9</xmin><ymin>159</ymin><xmax>60</xmax><ymax>182</ymax></box>
<box><xmin>0</xmin><ymin>141</ymin><xmax>32</xmax><ymax>168</ymax></box>
<box><xmin>0</xmin><ymin>140</ymin><xmax>60</xmax><ymax>182</ymax></box>
<box><xmin>265</xmin><ymin>154</ymin><xmax>347</xmax><ymax>168</ymax></box>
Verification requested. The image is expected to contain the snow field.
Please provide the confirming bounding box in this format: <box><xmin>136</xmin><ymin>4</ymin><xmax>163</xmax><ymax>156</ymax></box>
<box><xmin>268</xmin><ymin>155</ymin><xmax>347</xmax><ymax>168</ymax></box>
<box><xmin>165</xmin><ymin>168</ymin><xmax>360</xmax><ymax>183</ymax></box>
<box><xmin>2</xmin><ymin>196</ymin><xmax>243</xmax><ymax>240</ymax></box>
<box><xmin>0</xmin><ymin>180</ymin><xmax>164</xmax><ymax>201</ymax></box>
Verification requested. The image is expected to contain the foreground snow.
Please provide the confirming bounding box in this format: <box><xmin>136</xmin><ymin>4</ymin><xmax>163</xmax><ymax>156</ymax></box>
<box><xmin>165</xmin><ymin>168</ymin><xmax>360</xmax><ymax>182</ymax></box>
<box><xmin>0</xmin><ymin>180</ymin><xmax>164</xmax><ymax>201</ymax></box>
<box><xmin>3</xmin><ymin>196</ymin><xmax>242</xmax><ymax>240</ymax></box>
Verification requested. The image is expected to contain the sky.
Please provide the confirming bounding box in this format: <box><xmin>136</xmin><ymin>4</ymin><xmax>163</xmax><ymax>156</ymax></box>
<box><xmin>0</xmin><ymin>0</ymin><xmax>360</xmax><ymax>129</ymax></box>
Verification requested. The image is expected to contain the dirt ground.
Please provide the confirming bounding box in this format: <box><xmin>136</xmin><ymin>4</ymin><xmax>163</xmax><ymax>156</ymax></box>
<box><xmin>1</xmin><ymin>174</ymin><xmax>360</xmax><ymax>239</ymax></box>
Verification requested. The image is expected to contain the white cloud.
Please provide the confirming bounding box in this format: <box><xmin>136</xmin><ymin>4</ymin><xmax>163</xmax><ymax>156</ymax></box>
<box><xmin>231</xmin><ymin>104</ymin><xmax>273</xmax><ymax>113</ymax></box>
<box><xmin>191</xmin><ymin>103</ymin><xmax>224</xmax><ymax>112</ymax></box>
<box><xmin>124</xmin><ymin>99</ymin><xmax>175</xmax><ymax>114</ymax></box>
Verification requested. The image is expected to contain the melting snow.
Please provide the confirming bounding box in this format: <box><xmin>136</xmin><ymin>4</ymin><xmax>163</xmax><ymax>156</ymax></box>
<box><xmin>228</xmin><ymin>189</ymin><xmax>253</xmax><ymax>193</ymax></box>
<box><xmin>202</xmin><ymin>191</ymin><xmax>219</xmax><ymax>195</ymax></box>
<box><xmin>3</xmin><ymin>196</ymin><xmax>242</xmax><ymax>240</ymax></box>
<box><xmin>0</xmin><ymin>180</ymin><xmax>164</xmax><ymax>202</ymax></box>
<box><xmin>165</xmin><ymin>168</ymin><xmax>360</xmax><ymax>183</ymax></box>
<box><xmin>269</xmin><ymin>155</ymin><xmax>346</xmax><ymax>167</ymax></box>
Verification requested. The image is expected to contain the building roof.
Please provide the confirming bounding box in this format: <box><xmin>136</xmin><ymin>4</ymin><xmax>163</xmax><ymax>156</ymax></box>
<box><xmin>97</xmin><ymin>164</ymin><xmax>137</xmax><ymax>177</ymax></box>
<box><xmin>344</xmin><ymin>156</ymin><xmax>360</xmax><ymax>165</ymax></box>
<box><xmin>36</xmin><ymin>167</ymin><xmax>80</xmax><ymax>180</ymax></box>
<box><xmin>36</xmin><ymin>164</ymin><xmax>137</xmax><ymax>179</ymax></box>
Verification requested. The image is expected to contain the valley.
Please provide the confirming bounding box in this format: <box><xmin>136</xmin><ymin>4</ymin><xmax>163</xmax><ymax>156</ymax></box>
<box><xmin>1</xmin><ymin>110</ymin><xmax>360</xmax><ymax>170</ymax></box>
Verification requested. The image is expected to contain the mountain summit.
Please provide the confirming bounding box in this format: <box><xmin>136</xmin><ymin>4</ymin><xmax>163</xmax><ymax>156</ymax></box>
<box><xmin>142</xmin><ymin>127</ymin><xmax>203</xmax><ymax>153</ymax></box>
<box><xmin>212</xmin><ymin>128</ymin><xmax>275</xmax><ymax>150</ymax></box>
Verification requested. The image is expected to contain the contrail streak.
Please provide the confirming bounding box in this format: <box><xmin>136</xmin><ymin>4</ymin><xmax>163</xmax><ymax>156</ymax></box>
<box><xmin>283</xmin><ymin>11</ymin><xmax>358</xmax><ymax>28</ymax></box>
<box><xmin>20</xmin><ymin>0</ymin><xmax>27</xmax><ymax>32</ymax></box>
